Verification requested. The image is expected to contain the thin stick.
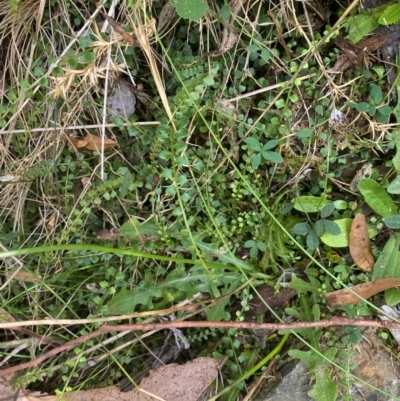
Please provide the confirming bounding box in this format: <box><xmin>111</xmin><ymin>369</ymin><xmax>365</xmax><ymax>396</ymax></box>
<box><xmin>0</xmin><ymin>317</ymin><xmax>398</xmax><ymax>377</ymax></box>
<box><xmin>0</xmin><ymin>121</ymin><xmax>160</xmax><ymax>135</ymax></box>
<box><xmin>228</xmin><ymin>74</ymin><xmax>315</xmax><ymax>102</ymax></box>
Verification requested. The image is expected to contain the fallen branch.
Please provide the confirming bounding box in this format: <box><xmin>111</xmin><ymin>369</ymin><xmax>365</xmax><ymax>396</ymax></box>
<box><xmin>1</xmin><ymin>317</ymin><xmax>399</xmax><ymax>378</ymax></box>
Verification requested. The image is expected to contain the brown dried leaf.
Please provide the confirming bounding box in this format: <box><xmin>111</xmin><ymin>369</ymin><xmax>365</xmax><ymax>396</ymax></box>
<box><xmin>58</xmin><ymin>358</ymin><xmax>219</xmax><ymax>401</ymax></box>
<box><xmin>98</xmin><ymin>10</ymin><xmax>138</xmax><ymax>47</ymax></box>
<box><xmin>0</xmin><ymin>307</ymin><xmax>15</xmax><ymax>323</ymax></box>
<box><xmin>349</xmin><ymin>213</ymin><xmax>375</xmax><ymax>271</ymax></box>
<box><xmin>325</xmin><ymin>278</ymin><xmax>400</xmax><ymax>307</ymax></box>
<box><xmin>66</xmin><ymin>135</ymin><xmax>80</xmax><ymax>150</ymax></box>
<box><xmin>95</xmin><ymin>228</ymin><xmax>119</xmax><ymax>242</ymax></box>
<box><xmin>157</xmin><ymin>2</ymin><xmax>176</xmax><ymax>33</ymax></box>
<box><xmin>332</xmin><ymin>31</ymin><xmax>400</xmax><ymax>72</ymax></box>
<box><xmin>7</xmin><ymin>270</ymin><xmax>41</xmax><ymax>283</ymax></box>
<box><xmin>244</xmin><ymin>285</ymin><xmax>296</xmax><ymax>317</ymax></box>
<box><xmin>209</xmin><ymin>0</ymin><xmax>246</xmax><ymax>57</ymax></box>
<box><xmin>70</xmin><ymin>135</ymin><xmax>118</xmax><ymax>151</ymax></box>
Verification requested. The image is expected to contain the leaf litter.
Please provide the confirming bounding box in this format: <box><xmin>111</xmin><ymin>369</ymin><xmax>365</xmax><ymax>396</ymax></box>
<box><xmin>349</xmin><ymin>213</ymin><xmax>375</xmax><ymax>271</ymax></box>
<box><xmin>0</xmin><ymin>358</ymin><xmax>219</xmax><ymax>401</ymax></box>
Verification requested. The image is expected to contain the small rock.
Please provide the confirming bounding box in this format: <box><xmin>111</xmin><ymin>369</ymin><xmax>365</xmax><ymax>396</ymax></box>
<box><xmin>106</xmin><ymin>80</ymin><xmax>136</xmax><ymax>119</ymax></box>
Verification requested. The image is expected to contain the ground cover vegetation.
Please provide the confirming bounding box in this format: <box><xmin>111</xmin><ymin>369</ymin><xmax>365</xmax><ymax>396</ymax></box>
<box><xmin>2</xmin><ymin>0</ymin><xmax>400</xmax><ymax>399</ymax></box>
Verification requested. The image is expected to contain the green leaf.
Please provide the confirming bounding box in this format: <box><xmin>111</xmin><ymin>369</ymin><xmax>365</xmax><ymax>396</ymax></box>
<box><xmin>260</xmin><ymin>48</ymin><xmax>270</xmax><ymax>62</ymax></box>
<box><xmin>320</xmin><ymin>218</ymin><xmax>378</xmax><ymax>248</ymax></box>
<box><xmin>261</xmin><ymin>150</ymin><xmax>283</xmax><ymax>163</ymax></box>
<box><xmin>170</xmin><ymin>0</ymin><xmax>206</xmax><ymax>21</ymax></box>
<box><xmin>244</xmin><ymin>240</ymin><xmax>256</xmax><ymax>247</ymax></box>
<box><xmin>293</xmin><ymin>195</ymin><xmax>330</xmax><ymax>213</ymax></box>
<box><xmin>387</xmin><ymin>175</ymin><xmax>400</xmax><ymax>194</ymax></box>
<box><xmin>379</xmin><ymin>3</ymin><xmax>400</xmax><ymax>25</ymax></box>
<box><xmin>246</xmin><ymin>44</ymin><xmax>259</xmax><ymax>52</ymax></box>
<box><xmin>79</xmin><ymin>36</ymin><xmax>92</xmax><ymax>48</ymax></box>
<box><xmin>367</xmin><ymin>104</ymin><xmax>376</xmax><ymax>116</ymax></box>
<box><xmin>322</xmin><ymin>219</ymin><xmax>341</xmax><ymax>236</ymax></box>
<box><xmin>377</xmin><ymin>105</ymin><xmax>392</xmax><ymax>116</ymax></box>
<box><xmin>188</xmin><ymin>238</ymin><xmax>254</xmax><ymax>272</ymax></box>
<box><xmin>293</xmin><ymin>222</ymin><xmax>312</xmax><ymax>235</ymax></box>
<box><xmin>307</xmin><ymin>230</ymin><xmax>319</xmax><ymax>250</ymax></box>
<box><xmin>384</xmin><ymin>287</ymin><xmax>400</xmax><ymax>306</ymax></box>
<box><xmin>309</xmin><ymin>367</ymin><xmax>338</xmax><ymax>401</ymax></box>
<box><xmin>107</xmin><ymin>265</ymin><xmax>241</xmax><ymax>314</ymax></box>
<box><xmin>355</xmin><ymin>102</ymin><xmax>371</xmax><ymax>113</ymax></box>
<box><xmin>202</xmin><ymin>75</ymin><xmax>214</xmax><ymax>86</ymax></box>
<box><xmin>120</xmin><ymin>217</ymin><xmax>157</xmax><ymax>237</ymax></box>
<box><xmin>333</xmin><ymin>200</ymin><xmax>348</xmax><ymax>210</ymax></box>
<box><xmin>384</xmin><ymin>215</ymin><xmax>400</xmax><ymax>229</ymax></box>
<box><xmin>314</xmin><ymin>220</ymin><xmax>324</xmax><ymax>237</ymax></box>
<box><xmin>392</xmin><ymin>131</ymin><xmax>400</xmax><ymax>171</ymax></box>
<box><xmin>289</xmin><ymin>274</ymin><xmax>321</xmax><ymax>296</ymax></box>
<box><xmin>321</xmin><ymin>203</ymin><xmax>335</xmax><ymax>218</ymax></box>
<box><xmin>373</xmin><ymin>234</ymin><xmax>400</xmax><ymax>279</ymax></box>
<box><xmin>358</xmin><ymin>178</ymin><xmax>397</xmax><ymax>217</ymax></box>
<box><xmin>369</xmin><ymin>84</ymin><xmax>382</xmax><ymax>104</ymax></box>
<box><xmin>119</xmin><ymin>170</ymin><xmax>132</xmax><ymax>198</ymax></box>
<box><xmin>263</xmin><ymin>139</ymin><xmax>278</xmax><ymax>150</ymax></box>
<box><xmin>297</xmin><ymin>128</ymin><xmax>313</xmax><ymax>138</ymax></box>
<box><xmin>205</xmin><ymin>276</ymin><xmax>242</xmax><ymax>321</ymax></box>
<box><xmin>78</xmin><ymin>51</ymin><xmax>95</xmax><ymax>64</ymax></box>
<box><xmin>252</xmin><ymin>153</ymin><xmax>262</xmax><ymax>169</ymax></box>
<box><xmin>66</xmin><ymin>58</ymin><xmax>78</xmax><ymax>69</ymax></box>
<box><xmin>220</xmin><ymin>4</ymin><xmax>230</xmax><ymax>20</ymax></box>
<box><xmin>245</xmin><ymin>137</ymin><xmax>261</xmax><ymax>151</ymax></box>
<box><xmin>346</xmin><ymin>11</ymin><xmax>380</xmax><ymax>43</ymax></box>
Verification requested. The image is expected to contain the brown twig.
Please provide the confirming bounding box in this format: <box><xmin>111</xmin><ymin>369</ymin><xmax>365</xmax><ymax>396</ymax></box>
<box><xmin>1</xmin><ymin>317</ymin><xmax>400</xmax><ymax>378</ymax></box>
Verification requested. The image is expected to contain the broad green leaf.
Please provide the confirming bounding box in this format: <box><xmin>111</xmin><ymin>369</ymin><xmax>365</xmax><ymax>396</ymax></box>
<box><xmin>369</xmin><ymin>84</ymin><xmax>382</xmax><ymax>105</ymax></box>
<box><xmin>377</xmin><ymin>105</ymin><xmax>391</xmax><ymax>116</ymax></box>
<box><xmin>294</xmin><ymin>196</ymin><xmax>330</xmax><ymax>213</ymax></box>
<box><xmin>289</xmin><ymin>347</ymin><xmax>336</xmax><ymax>372</ymax></box>
<box><xmin>205</xmin><ymin>276</ymin><xmax>241</xmax><ymax>321</ymax></box>
<box><xmin>333</xmin><ymin>200</ymin><xmax>348</xmax><ymax>210</ymax></box>
<box><xmin>297</xmin><ymin>128</ymin><xmax>312</xmax><ymax>138</ymax></box>
<box><xmin>262</xmin><ymin>150</ymin><xmax>283</xmax><ymax>163</ymax></box>
<box><xmin>220</xmin><ymin>4</ymin><xmax>230</xmax><ymax>20</ymax></box>
<box><xmin>322</xmin><ymin>219</ymin><xmax>341</xmax><ymax>236</ymax></box>
<box><xmin>384</xmin><ymin>215</ymin><xmax>400</xmax><ymax>229</ymax></box>
<box><xmin>309</xmin><ymin>367</ymin><xmax>338</xmax><ymax>401</ymax></box>
<box><xmin>170</xmin><ymin>0</ymin><xmax>206</xmax><ymax>21</ymax></box>
<box><xmin>379</xmin><ymin>3</ymin><xmax>400</xmax><ymax>25</ymax></box>
<box><xmin>119</xmin><ymin>170</ymin><xmax>132</xmax><ymax>198</ymax></box>
<box><xmin>387</xmin><ymin>175</ymin><xmax>400</xmax><ymax>194</ymax></box>
<box><xmin>355</xmin><ymin>102</ymin><xmax>370</xmax><ymax>113</ymax></box>
<box><xmin>263</xmin><ymin>139</ymin><xmax>278</xmax><ymax>150</ymax></box>
<box><xmin>384</xmin><ymin>287</ymin><xmax>400</xmax><ymax>306</ymax></box>
<box><xmin>314</xmin><ymin>220</ymin><xmax>324</xmax><ymax>237</ymax></box>
<box><xmin>289</xmin><ymin>274</ymin><xmax>321</xmax><ymax>296</ymax></box>
<box><xmin>346</xmin><ymin>11</ymin><xmax>381</xmax><ymax>43</ymax></box>
<box><xmin>245</xmin><ymin>137</ymin><xmax>261</xmax><ymax>151</ymax></box>
<box><xmin>358</xmin><ymin>178</ymin><xmax>397</xmax><ymax>217</ymax></box>
<box><xmin>185</xmin><ymin>238</ymin><xmax>254</xmax><ymax>272</ymax></box>
<box><xmin>321</xmin><ymin>203</ymin><xmax>335</xmax><ymax>218</ymax></box>
<box><xmin>294</xmin><ymin>222</ymin><xmax>312</xmax><ymax>235</ymax></box>
<box><xmin>107</xmin><ymin>266</ymin><xmax>241</xmax><ymax>314</ymax></box>
<box><xmin>320</xmin><ymin>218</ymin><xmax>378</xmax><ymax>248</ymax></box>
<box><xmin>252</xmin><ymin>153</ymin><xmax>261</xmax><ymax>169</ymax></box>
<box><xmin>120</xmin><ymin>217</ymin><xmax>160</xmax><ymax>239</ymax></box>
<box><xmin>78</xmin><ymin>51</ymin><xmax>95</xmax><ymax>64</ymax></box>
<box><xmin>202</xmin><ymin>75</ymin><xmax>214</xmax><ymax>86</ymax></box>
<box><xmin>307</xmin><ymin>230</ymin><xmax>319</xmax><ymax>250</ymax></box>
<box><xmin>373</xmin><ymin>234</ymin><xmax>400</xmax><ymax>279</ymax></box>
<box><xmin>393</xmin><ymin>131</ymin><xmax>400</xmax><ymax>170</ymax></box>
